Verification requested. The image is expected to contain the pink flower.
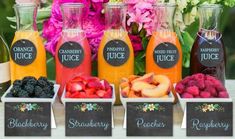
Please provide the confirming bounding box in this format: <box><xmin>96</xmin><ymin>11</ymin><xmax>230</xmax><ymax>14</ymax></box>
<box><xmin>129</xmin><ymin>34</ymin><xmax>143</xmax><ymax>53</ymax></box>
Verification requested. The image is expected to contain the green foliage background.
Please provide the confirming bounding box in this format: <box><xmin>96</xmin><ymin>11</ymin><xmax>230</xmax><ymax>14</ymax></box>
<box><xmin>1</xmin><ymin>1</ymin><xmax>235</xmax><ymax>80</ymax></box>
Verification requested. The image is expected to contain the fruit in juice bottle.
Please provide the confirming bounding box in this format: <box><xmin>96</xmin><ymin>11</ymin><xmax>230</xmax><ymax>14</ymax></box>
<box><xmin>146</xmin><ymin>32</ymin><xmax>182</xmax><ymax>84</ymax></box>
<box><xmin>98</xmin><ymin>30</ymin><xmax>134</xmax><ymax>104</ymax></box>
<box><xmin>10</xmin><ymin>31</ymin><xmax>47</xmax><ymax>81</ymax></box>
<box><xmin>56</xmin><ymin>30</ymin><xmax>91</xmax><ymax>98</ymax></box>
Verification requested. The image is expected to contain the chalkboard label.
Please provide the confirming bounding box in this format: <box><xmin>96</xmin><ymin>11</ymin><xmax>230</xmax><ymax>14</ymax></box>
<box><xmin>187</xmin><ymin>102</ymin><xmax>233</xmax><ymax>136</ymax></box>
<box><xmin>58</xmin><ymin>41</ymin><xmax>84</xmax><ymax>68</ymax></box>
<box><xmin>5</xmin><ymin>102</ymin><xmax>51</xmax><ymax>136</ymax></box>
<box><xmin>197</xmin><ymin>40</ymin><xmax>224</xmax><ymax>67</ymax></box>
<box><xmin>153</xmin><ymin>42</ymin><xmax>179</xmax><ymax>69</ymax></box>
<box><xmin>103</xmin><ymin>39</ymin><xmax>130</xmax><ymax>66</ymax></box>
<box><xmin>11</xmin><ymin>39</ymin><xmax>37</xmax><ymax>66</ymax></box>
<box><xmin>127</xmin><ymin>102</ymin><xmax>173</xmax><ymax>136</ymax></box>
<box><xmin>65</xmin><ymin>102</ymin><xmax>112</xmax><ymax>136</ymax></box>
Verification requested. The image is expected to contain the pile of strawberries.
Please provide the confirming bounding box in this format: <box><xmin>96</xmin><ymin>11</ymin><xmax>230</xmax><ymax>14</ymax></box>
<box><xmin>65</xmin><ymin>76</ymin><xmax>112</xmax><ymax>98</ymax></box>
<box><xmin>176</xmin><ymin>73</ymin><xmax>229</xmax><ymax>98</ymax></box>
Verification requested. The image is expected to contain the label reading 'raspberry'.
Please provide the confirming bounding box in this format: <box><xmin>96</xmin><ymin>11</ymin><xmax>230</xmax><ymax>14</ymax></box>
<box><xmin>11</xmin><ymin>39</ymin><xmax>37</xmax><ymax>66</ymax></box>
<box><xmin>153</xmin><ymin>42</ymin><xmax>179</xmax><ymax>69</ymax></box>
<box><xmin>58</xmin><ymin>41</ymin><xmax>84</xmax><ymax>68</ymax></box>
<box><xmin>197</xmin><ymin>41</ymin><xmax>224</xmax><ymax>67</ymax></box>
<box><xmin>103</xmin><ymin>39</ymin><xmax>130</xmax><ymax>66</ymax></box>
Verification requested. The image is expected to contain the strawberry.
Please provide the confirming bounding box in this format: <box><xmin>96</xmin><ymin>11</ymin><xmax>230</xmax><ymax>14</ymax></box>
<box><xmin>70</xmin><ymin>92</ymin><xmax>80</xmax><ymax>98</ymax></box>
<box><xmin>78</xmin><ymin>91</ymin><xmax>87</xmax><ymax>98</ymax></box>
<box><xmin>70</xmin><ymin>82</ymin><xmax>85</xmax><ymax>92</ymax></box>
<box><xmin>65</xmin><ymin>91</ymin><xmax>72</xmax><ymax>98</ymax></box>
<box><xmin>96</xmin><ymin>90</ymin><xmax>106</xmax><ymax>98</ymax></box>
<box><xmin>85</xmin><ymin>88</ymin><xmax>96</xmax><ymax>96</ymax></box>
<box><xmin>87</xmin><ymin>81</ymin><xmax>102</xmax><ymax>89</ymax></box>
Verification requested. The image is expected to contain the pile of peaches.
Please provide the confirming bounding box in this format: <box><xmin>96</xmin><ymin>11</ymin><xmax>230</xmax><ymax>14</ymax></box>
<box><xmin>120</xmin><ymin>73</ymin><xmax>171</xmax><ymax>98</ymax></box>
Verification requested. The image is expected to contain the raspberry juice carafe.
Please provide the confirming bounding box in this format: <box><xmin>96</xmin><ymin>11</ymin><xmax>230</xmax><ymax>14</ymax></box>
<box><xmin>10</xmin><ymin>3</ymin><xmax>47</xmax><ymax>82</ymax></box>
<box><xmin>146</xmin><ymin>3</ymin><xmax>182</xmax><ymax>84</ymax></box>
<box><xmin>98</xmin><ymin>2</ymin><xmax>134</xmax><ymax>104</ymax></box>
<box><xmin>190</xmin><ymin>4</ymin><xmax>226</xmax><ymax>84</ymax></box>
<box><xmin>55</xmin><ymin>3</ymin><xmax>91</xmax><ymax>98</ymax></box>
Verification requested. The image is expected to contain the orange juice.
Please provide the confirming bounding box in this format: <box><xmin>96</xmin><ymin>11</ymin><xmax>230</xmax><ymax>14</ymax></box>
<box><xmin>98</xmin><ymin>30</ymin><xmax>134</xmax><ymax>104</ymax></box>
<box><xmin>10</xmin><ymin>31</ymin><xmax>47</xmax><ymax>81</ymax></box>
<box><xmin>10</xmin><ymin>4</ymin><xmax>47</xmax><ymax>81</ymax></box>
<box><xmin>146</xmin><ymin>32</ymin><xmax>182</xmax><ymax>83</ymax></box>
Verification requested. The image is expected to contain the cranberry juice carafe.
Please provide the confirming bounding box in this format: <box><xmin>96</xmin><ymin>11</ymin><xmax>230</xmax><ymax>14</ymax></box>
<box><xmin>10</xmin><ymin>3</ymin><xmax>47</xmax><ymax>81</ymax></box>
<box><xmin>190</xmin><ymin>4</ymin><xmax>225</xmax><ymax>84</ymax></box>
<box><xmin>98</xmin><ymin>2</ymin><xmax>134</xmax><ymax>104</ymax></box>
<box><xmin>146</xmin><ymin>3</ymin><xmax>182</xmax><ymax>84</ymax></box>
<box><xmin>55</xmin><ymin>3</ymin><xmax>91</xmax><ymax>98</ymax></box>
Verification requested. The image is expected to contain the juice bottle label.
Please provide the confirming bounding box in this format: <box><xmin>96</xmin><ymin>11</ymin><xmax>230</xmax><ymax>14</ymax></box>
<box><xmin>153</xmin><ymin>42</ymin><xmax>179</xmax><ymax>69</ymax></box>
<box><xmin>58</xmin><ymin>41</ymin><xmax>84</xmax><ymax>68</ymax></box>
<box><xmin>197</xmin><ymin>40</ymin><xmax>224</xmax><ymax>67</ymax></box>
<box><xmin>103</xmin><ymin>39</ymin><xmax>130</xmax><ymax>66</ymax></box>
<box><xmin>10</xmin><ymin>39</ymin><xmax>37</xmax><ymax>66</ymax></box>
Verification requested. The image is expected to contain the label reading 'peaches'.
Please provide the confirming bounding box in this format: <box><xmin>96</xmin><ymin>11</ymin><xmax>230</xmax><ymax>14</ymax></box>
<box><xmin>11</xmin><ymin>39</ymin><xmax>37</xmax><ymax>66</ymax></box>
<box><xmin>197</xmin><ymin>41</ymin><xmax>224</xmax><ymax>67</ymax></box>
<box><xmin>58</xmin><ymin>41</ymin><xmax>84</xmax><ymax>68</ymax></box>
<box><xmin>103</xmin><ymin>39</ymin><xmax>130</xmax><ymax>66</ymax></box>
<box><xmin>127</xmin><ymin>102</ymin><xmax>173</xmax><ymax>136</ymax></box>
<box><xmin>187</xmin><ymin>102</ymin><xmax>233</xmax><ymax>136</ymax></box>
<box><xmin>153</xmin><ymin>42</ymin><xmax>179</xmax><ymax>68</ymax></box>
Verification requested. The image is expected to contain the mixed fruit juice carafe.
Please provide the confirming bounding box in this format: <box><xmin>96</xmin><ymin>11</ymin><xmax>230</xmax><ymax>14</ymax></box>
<box><xmin>146</xmin><ymin>3</ymin><xmax>182</xmax><ymax>84</ymax></box>
<box><xmin>98</xmin><ymin>2</ymin><xmax>134</xmax><ymax>104</ymax></box>
<box><xmin>10</xmin><ymin>3</ymin><xmax>47</xmax><ymax>82</ymax></box>
<box><xmin>190</xmin><ymin>4</ymin><xmax>226</xmax><ymax>84</ymax></box>
<box><xmin>55</xmin><ymin>3</ymin><xmax>91</xmax><ymax>98</ymax></box>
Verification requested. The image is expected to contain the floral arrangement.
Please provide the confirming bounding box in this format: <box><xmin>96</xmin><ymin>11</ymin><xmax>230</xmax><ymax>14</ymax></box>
<box><xmin>73</xmin><ymin>103</ymin><xmax>103</xmax><ymax>112</ymax></box>
<box><xmin>194</xmin><ymin>103</ymin><xmax>225</xmax><ymax>112</ymax></box>
<box><xmin>13</xmin><ymin>103</ymin><xmax>43</xmax><ymax>112</ymax></box>
<box><xmin>136</xmin><ymin>103</ymin><xmax>165</xmax><ymax>112</ymax></box>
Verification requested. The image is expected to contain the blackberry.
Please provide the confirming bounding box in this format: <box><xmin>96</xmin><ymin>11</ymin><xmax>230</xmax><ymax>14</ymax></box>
<box><xmin>38</xmin><ymin>76</ymin><xmax>48</xmax><ymax>82</ymax></box>
<box><xmin>37</xmin><ymin>80</ymin><xmax>48</xmax><ymax>88</ymax></box>
<box><xmin>27</xmin><ymin>78</ymin><xmax>37</xmax><ymax>86</ymax></box>
<box><xmin>6</xmin><ymin>93</ymin><xmax>13</xmax><ymax>97</ymax></box>
<box><xmin>34</xmin><ymin>86</ymin><xmax>43</xmax><ymax>97</ymax></box>
<box><xmin>18</xmin><ymin>90</ymin><xmax>29</xmax><ymax>97</ymax></box>
<box><xmin>22</xmin><ymin>76</ymin><xmax>35</xmax><ymax>85</ymax></box>
<box><xmin>13</xmin><ymin>80</ymin><xmax>22</xmax><ymax>86</ymax></box>
<box><xmin>10</xmin><ymin>86</ymin><xmax>21</xmax><ymax>97</ymax></box>
<box><xmin>43</xmin><ymin>86</ymin><xmax>52</xmax><ymax>93</ymax></box>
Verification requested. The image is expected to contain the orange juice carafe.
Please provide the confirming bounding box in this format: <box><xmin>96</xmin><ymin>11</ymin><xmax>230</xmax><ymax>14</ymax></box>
<box><xmin>55</xmin><ymin>3</ymin><xmax>91</xmax><ymax>98</ymax></box>
<box><xmin>98</xmin><ymin>2</ymin><xmax>134</xmax><ymax>104</ymax></box>
<box><xmin>10</xmin><ymin>3</ymin><xmax>47</xmax><ymax>81</ymax></box>
<box><xmin>146</xmin><ymin>3</ymin><xmax>182</xmax><ymax>84</ymax></box>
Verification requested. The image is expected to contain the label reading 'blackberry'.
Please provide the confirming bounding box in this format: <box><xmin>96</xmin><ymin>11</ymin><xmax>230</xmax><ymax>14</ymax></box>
<box><xmin>58</xmin><ymin>41</ymin><xmax>84</xmax><ymax>68</ymax></box>
<box><xmin>153</xmin><ymin>42</ymin><xmax>179</xmax><ymax>69</ymax></box>
<box><xmin>103</xmin><ymin>40</ymin><xmax>130</xmax><ymax>66</ymax></box>
<box><xmin>11</xmin><ymin>39</ymin><xmax>37</xmax><ymax>66</ymax></box>
<box><xmin>197</xmin><ymin>41</ymin><xmax>224</xmax><ymax>67</ymax></box>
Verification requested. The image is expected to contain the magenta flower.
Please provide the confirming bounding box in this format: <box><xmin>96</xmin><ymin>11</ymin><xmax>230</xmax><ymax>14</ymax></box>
<box><xmin>129</xmin><ymin>34</ymin><xmax>143</xmax><ymax>54</ymax></box>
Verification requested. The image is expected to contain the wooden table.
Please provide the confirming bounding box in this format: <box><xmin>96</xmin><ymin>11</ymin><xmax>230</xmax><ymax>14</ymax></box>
<box><xmin>0</xmin><ymin>80</ymin><xmax>234</xmax><ymax>139</ymax></box>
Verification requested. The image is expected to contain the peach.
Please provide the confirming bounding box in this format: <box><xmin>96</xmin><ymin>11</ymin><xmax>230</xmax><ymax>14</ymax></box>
<box><xmin>142</xmin><ymin>75</ymin><xmax>171</xmax><ymax>98</ymax></box>
<box><xmin>121</xmin><ymin>86</ymin><xmax>130</xmax><ymax>97</ymax></box>
<box><xmin>121</xmin><ymin>77</ymin><xmax>129</xmax><ymax>83</ymax></box>
<box><xmin>120</xmin><ymin>81</ymin><xmax>130</xmax><ymax>89</ymax></box>
<box><xmin>131</xmin><ymin>73</ymin><xmax>154</xmax><ymax>84</ymax></box>
<box><xmin>128</xmin><ymin>75</ymin><xmax>140</xmax><ymax>82</ymax></box>
<box><xmin>132</xmin><ymin>81</ymin><xmax>156</xmax><ymax>92</ymax></box>
<box><xmin>128</xmin><ymin>90</ymin><xmax>140</xmax><ymax>98</ymax></box>
<box><xmin>160</xmin><ymin>95</ymin><xmax>169</xmax><ymax>98</ymax></box>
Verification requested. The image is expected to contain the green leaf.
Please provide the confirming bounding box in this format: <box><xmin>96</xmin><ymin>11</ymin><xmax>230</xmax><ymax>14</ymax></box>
<box><xmin>46</xmin><ymin>52</ymin><xmax>55</xmax><ymax>80</ymax></box>
<box><xmin>181</xmin><ymin>32</ymin><xmax>194</xmax><ymax>68</ymax></box>
<box><xmin>142</xmin><ymin>37</ymin><xmax>149</xmax><ymax>50</ymax></box>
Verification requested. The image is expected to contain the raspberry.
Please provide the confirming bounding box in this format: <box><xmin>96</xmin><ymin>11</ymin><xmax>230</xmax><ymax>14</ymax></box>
<box><xmin>218</xmin><ymin>91</ymin><xmax>229</xmax><ymax>98</ymax></box>
<box><xmin>186</xmin><ymin>86</ymin><xmax>199</xmax><ymax>96</ymax></box>
<box><xmin>192</xmin><ymin>73</ymin><xmax>205</xmax><ymax>81</ymax></box>
<box><xmin>200</xmin><ymin>91</ymin><xmax>211</xmax><ymax>98</ymax></box>
<box><xmin>181</xmin><ymin>93</ymin><xmax>193</xmax><ymax>98</ymax></box>
<box><xmin>181</xmin><ymin>76</ymin><xmax>192</xmax><ymax>85</ymax></box>
<box><xmin>175</xmin><ymin>83</ymin><xmax>185</xmax><ymax>94</ymax></box>
<box><xmin>205</xmin><ymin>86</ymin><xmax>217</xmax><ymax>97</ymax></box>
<box><xmin>197</xmin><ymin>79</ymin><xmax>205</xmax><ymax>90</ymax></box>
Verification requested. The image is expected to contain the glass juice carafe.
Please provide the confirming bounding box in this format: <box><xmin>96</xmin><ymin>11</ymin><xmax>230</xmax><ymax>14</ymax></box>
<box><xmin>146</xmin><ymin>3</ymin><xmax>182</xmax><ymax>84</ymax></box>
<box><xmin>10</xmin><ymin>3</ymin><xmax>47</xmax><ymax>82</ymax></box>
<box><xmin>190</xmin><ymin>4</ymin><xmax>225</xmax><ymax>84</ymax></box>
<box><xmin>98</xmin><ymin>2</ymin><xmax>134</xmax><ymax>104</ymax></box>
<box><xmin>55</xmin><ymin>3</ymin><xmax>91</xmax><ymax>98</ymax></box>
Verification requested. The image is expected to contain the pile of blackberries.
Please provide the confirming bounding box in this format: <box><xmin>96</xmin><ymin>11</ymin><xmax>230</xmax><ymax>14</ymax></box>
<box><xmin>7</xmin><ymin>76</ymin><xmax>55</xmax><ymax>98</ymax></box>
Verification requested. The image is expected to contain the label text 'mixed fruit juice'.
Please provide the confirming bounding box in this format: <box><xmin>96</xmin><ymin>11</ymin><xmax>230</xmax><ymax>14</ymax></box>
<box><xmin>10</xmin><ymin>3</ymin><xmax>47</xmax><ymax>82</ymax></box>
<box><xmin>146</xmin><ymin>3</ymin><xmax>182</xmax><ymax>84</ymax></box>
<box><xmin>98</xmin><ymin>2</ymin><xmax>134</xmax><ymax>104</ymax></box>
<box><xmin>55</xmin><ymin>3</ymin><xmax>91</xmax><ymax>98</ymax></box>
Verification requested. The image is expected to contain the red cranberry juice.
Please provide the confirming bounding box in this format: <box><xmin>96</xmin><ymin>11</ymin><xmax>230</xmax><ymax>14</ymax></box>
<box><xmin>190</xmin><ymin>31</ymin><xmax>226</xmax><ymax>84</ymax></box>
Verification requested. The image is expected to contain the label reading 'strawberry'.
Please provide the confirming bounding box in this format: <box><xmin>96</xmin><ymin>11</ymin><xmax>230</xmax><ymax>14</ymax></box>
<box><xmin>197</xmin><ymin>41</ymin><xmax>224</xmax><ymax>67</ymax></box>
<box><xmin>11</xmin><ymin>39</ymin><xmax>37</xmax><ymax>66</ymax></box>
<box><xmin>58</xmin><ymin>41</ymin><xmax>84</xmax><ymax>68</ymax></box>
<box><xmin>153</xmin><ymin>42</ymin><xmax>179</xmax><ymax>69</ymax></box>
<box><xmin>103</xmin><ymin>39</ymin><xmax>130</xmax><ymax>66</ymax></box>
